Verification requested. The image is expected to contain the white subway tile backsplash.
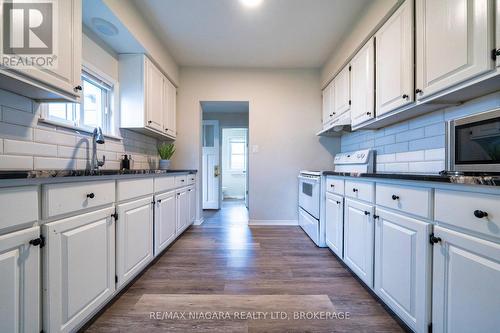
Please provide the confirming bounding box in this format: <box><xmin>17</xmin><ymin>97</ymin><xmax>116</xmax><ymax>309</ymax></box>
<box><xmin>375</xmin><ymin>135</ymin><xmax>395</xmax><ymax>146</ymax></box>
<box><xmin>34</xmin><ymin>157</ymin><xmax>77</xmax><ymax>170</ymax></box>
<box><xmin>409</xmin><ymin>135</ymin><xmax>445</xmax><ymax>151</ymax></box>
<box><xmin>395</xmin><ymin>127</ymin><xmax>424</xmax><ymax>143</ymax></box>
<box><xmin>425</xmin><ymin>148</ymin><xmax>445</xmax><ymax>161</ymax></box>
<box><xmin>0</xmin><ymin>122</ymin><xmax>33</xmax><ymax>141</ymax></box>
<box><xmin>2</xmin><ymin>107</ymin><xmax>38</xmax><ymax>127</ymax></box>
<box><xmin>424</xmin><ymin>123</ymin><xmax>445</xmax><ymax>137</ymax></box>
<box><xmin>4</xmin><ymin>139</ymin><xmax>57</xmax><ymax>157</ymax></box>
<box><xmin>408</xmin><ymin>110</ymin><xmax>444</xmax><ymax>129</ymax></box>
<box><xmin>34</xmin><ymin>128</ymin><xmax>76</xmax><ymax>146</ymax></box>
<box><xmin>384</xmin><ymin>162</ymin><xmax>409</xmax><ymax>173</ymax></box>
<box><xmin>0</xmin><ymin>89</ymin><xmax>159</xmax><ymax>171</ymax></box>
<box><xmin>376</xmin><ymin>153</ymin><xmax>396</xmax><ymax>163</ymax></box>
<box><xmin>384</xmin><ymin>121</ymin><xmax>409</xmax><ymax>135</ymax></box>
<box><xmin>396</xmin><ymin>150</ymin><xmax>425</xmax><ymax>162</ymax></box>
<box><xmin>408</xmin><ymin>161</ymin><xmax>445</xmax><ymax>173</ymax></box>
<box><xmin>384</xmin><ymin>142</ymin><xmax>409</xmax><ymax>154</ymax></box>
<box><xmin>0</xmin><ymin>155</ymin><xmax>33</xmax><ymax>170</ymax></box>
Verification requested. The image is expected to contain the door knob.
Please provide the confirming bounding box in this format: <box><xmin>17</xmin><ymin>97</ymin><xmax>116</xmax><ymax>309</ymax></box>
<box><xmin>366</xmin><ymin>112</ymin><xmax>372</xmax><ymax>116</ymax></box>
<box><xmin>392</xmin><ymin>195</ymin><xmax>400</xmax><ymax>200</ymax></box>
<box><xmin>415</xmin><ymin>89</ymin><xmax>423</xmax><ymax>94</ymax></box>
<box><xmin>214</xmin><ymin>165</ymin><xmax>221</xmax><ymax>177</ymax></box>
<box><xmin>86</xmin><ymin>193</ymin><xmax>95</xmax><ymax>199</ymax></box>
<box><xmin>402</xmin><ymin>94</ymin><xmax>409</xmax><ymax>99</ymax></box>
<box><xmin>474</xmin><ymin>210</ymin><xmax>488</xmax><ymax>219</ymax></box>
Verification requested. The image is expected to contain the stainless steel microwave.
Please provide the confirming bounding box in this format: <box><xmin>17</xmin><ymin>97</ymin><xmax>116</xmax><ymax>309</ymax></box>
<box><xmin>447</xmin><ymin>108</ymin><xmax>500</xmax><ymax>172</ymax></box>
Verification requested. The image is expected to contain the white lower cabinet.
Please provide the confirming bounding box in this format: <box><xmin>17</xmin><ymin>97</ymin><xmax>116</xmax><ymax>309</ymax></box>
<box><xmin>176</xmin><ymin>189</ymin><xmax>189</xmax><ymax>234</ymax></box>
<box><xmin>116</xmin><ymin>197</ymin><xmax>153</xmax><ymax>288</ymax></box>
<box><xmin>154</xmin><ymin>191</ymin><xmax>176</xmax><ymax>257</ymax></box>
<box><xmin>188</xmin><ymin>186</ymin><xmax>196</xmax><ymax>224</ymax></box>
<box><xmin>325</xmin><ymin>192</ymin><xmax>344</xmax><ymax>258</ymax></box>
<box><xmin>343</xmin><ymin>198</ymin><xmax>375</xmax><ymax>287</ymax></box>
<box><xmin>432</xmin><ymin>226</ymin><xmax>500</xmax><ymax>333</ymax></box>
<box><xmin>43</xmin><ymin>207</ymin><xmax>115</xmax><ymax>333</ymax></box>
<box><xmin>374</xmin><ymin>208</ymin><xmax>431</xmax><ymax>333</ymax></box>
<box><xmin>0</xmin><ymin>226</ymin><xmax>40</xmax><ymax>333</ymax></box>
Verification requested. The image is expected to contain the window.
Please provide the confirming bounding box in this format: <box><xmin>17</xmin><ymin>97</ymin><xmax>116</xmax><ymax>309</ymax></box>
<box><xmin>44</xmin><ymin>69</ymin><xmax>114</xmax><ymax>135</ymax></box>
<box><xmin>229</xmin><ymin>139</ymin><xmax>246</xmax><ymax>171</ymax></box>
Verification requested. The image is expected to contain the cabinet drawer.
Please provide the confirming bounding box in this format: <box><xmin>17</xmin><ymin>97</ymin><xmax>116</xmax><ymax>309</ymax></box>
<box><xmin>175</xmin><ymin>175</ymin><xmax>188</xmax><ymax>187</ymax></box>
<box><xmin>326</xmin><ymin>177</ymin><xmax>344</xmax><ymax>195</ymax></box>
<box><xmin>187</xmin><ymin>174</ymin><xmax>196</xmax><ymax>185</ymax></box>
<box><xmin>117</xmin><ymin>178</ymin><xmax>154</xmax><ymax>202</ymax></box>
<box><xmin>345</xmin><ymin>180</ymin><xmax>374</xmax><ymax>203</ymax></box>
<box><xmin>154</xmin><ymin>176</ymin><xmax>175</xmax><ymax>193</ymax></box>
<box><xmin>42</xmin><ymin>181</ymin><xmax>115</xmax><ymax>219</ymax></box>
<box><xmin>435</xmin><ymin>189</ymin><xmax>500</xmax><ymax>240</ymax></box>
<box><xmin>0</xmin><ymin>186</ymin><xmax>39</xmax><ymax>233</ymax></box>
<box><xmin>376</xmin><ymin>183</ymin><xmax>432</xmax><ymax>219</ymax></box>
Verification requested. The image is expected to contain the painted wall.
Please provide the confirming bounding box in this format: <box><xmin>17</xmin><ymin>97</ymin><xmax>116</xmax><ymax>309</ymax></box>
<box><xmin>321</xmin><ymin>0</ymin><xmax>399</xmax><ymax>87</ymax></box>
<box><xmin>103</xmin><ymin>0</ymin><xmax>179</xmax><ymax>85</ymax></box>
<box><xmin>0</xmin><ymin>33</ymin><xmax>159</xmax><ymax>171</ymax></box>
<box><xmin>173</xmin><ymin>67</ymin><xmax>340</xmax><ymax>224</ymax></box>
<box><xmin>221</xmin><ymin>128</ymin><xmax>247</xmax><ymax>200</ymax></box>
<box><xmin>341</xmin><ymin>92</ymin><xmax>500</xmax><ymax>173</ymax></box>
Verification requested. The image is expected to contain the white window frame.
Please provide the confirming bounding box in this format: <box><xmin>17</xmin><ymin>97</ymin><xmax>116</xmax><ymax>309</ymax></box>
<box><xmin>40</xmin><ymin>62</ymin><xmax>121</xmax><ymax>139</ymax></box>
<box><xmin>229</xmin><ymin>138</ymin><xmax>246</xmax><ymax>172</ymax></box>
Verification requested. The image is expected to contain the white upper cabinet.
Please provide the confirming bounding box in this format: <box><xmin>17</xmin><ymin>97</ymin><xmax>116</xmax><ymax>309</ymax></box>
<box><xmin>0</xmin><ymin>0</ymin><xmax>82</xmax><ymax>101</ymax></box>
<box><xmin>376</xmin><ymin>0</ymin><xmax>414</xmax><ymax>116</ymax></box>
<box><xmin>146</xmin><ymin>59</ymin><xmax>165</xmax><ymax>133</ymax></box>
<box><xmin>0</xmin><ymin>227</ymin><xmax>40</xmax><ymax>333</ymax></box>
<box><xmin>415</xmin><ymin>0</ymin><xmax>494</xmax><ymax>100</ymax></box>
<box><xmin>432</xmin><ymin>226</ymin><xmax>500</xmax><ymax>333</ymax></box>
<box><xmin>350</xmin><ymin>38</ymin><xmax>375</xmax><ymax>127</ymax></box>
<box><xmin>322</xmin><ymin>81</ymin><xmax>334</xmax><ymax>126</ymax></box>
<box><xmin>333</xmin><ymin>65</ymin><xmax>351</xmax><ymax>116</ymax></box>
<box><xmin>164</xmin><ymin>78</ymin><xmax>177</xmax><ymax>138</ymax></box>
<box><xmin>119</xmin><ymin>54</ymin><xmax>176</xmax><ymax>140</ymax></box>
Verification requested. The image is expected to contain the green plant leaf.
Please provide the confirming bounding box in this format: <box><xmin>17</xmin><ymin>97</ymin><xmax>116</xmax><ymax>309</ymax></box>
<box><xmin>158</xmin><ymin>143</ymin><xmax>176</xmax><ymax>160</ymax></box>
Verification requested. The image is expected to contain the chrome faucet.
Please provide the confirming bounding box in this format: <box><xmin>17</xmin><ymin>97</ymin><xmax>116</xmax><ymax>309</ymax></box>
<box><xmin>91</xmin><ymin>127</ymin><xmax>105</xmax><ymax>170</ymax></box>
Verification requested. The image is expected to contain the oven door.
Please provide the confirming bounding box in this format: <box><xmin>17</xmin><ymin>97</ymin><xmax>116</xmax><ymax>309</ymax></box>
<box><xmin>298</xmin><ymin>175</ymin><xmax>320</xmax><ymax>220</ymax></box>
<box><xmin>449</xmin><ymin>108</ymin><xmax>500</xmax><ymax>172</ymax></box>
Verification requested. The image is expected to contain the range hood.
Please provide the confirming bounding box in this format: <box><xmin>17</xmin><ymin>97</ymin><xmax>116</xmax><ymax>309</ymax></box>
<box><xmin>316</xmin><ymin>112</ymin><xmax>352</xmax><ymax>137</ymax></box>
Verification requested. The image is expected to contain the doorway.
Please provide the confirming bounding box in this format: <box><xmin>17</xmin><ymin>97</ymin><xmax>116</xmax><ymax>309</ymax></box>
<box><xmin>201</xmin><ymin>101</ymin><xmax>249</xmax><ymax>225</ymax></box>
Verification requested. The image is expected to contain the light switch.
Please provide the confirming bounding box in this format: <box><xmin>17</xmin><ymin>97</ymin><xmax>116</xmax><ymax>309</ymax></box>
<box><xmin>252</xmin><ymin>145</ymin><xmax>259</xmax><ymax>153</ymax></box>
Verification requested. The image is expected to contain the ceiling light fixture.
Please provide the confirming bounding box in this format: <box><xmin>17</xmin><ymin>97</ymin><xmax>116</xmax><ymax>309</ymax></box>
<box><xmin>240</xmin><ymin>0</ymin><xmax>263</xmax><ymax>8</ymax></box>
<box><xmin>91</xmin><ymin>18</ymin><xmax>119</xmax><ymax>37</ymax></box>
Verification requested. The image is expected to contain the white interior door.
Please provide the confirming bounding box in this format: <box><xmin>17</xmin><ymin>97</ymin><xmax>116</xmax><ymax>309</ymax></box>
<box><xmin>202</xmin><ymin>120</ymin><xmax>220</xmax><ymax>209</ymax></box>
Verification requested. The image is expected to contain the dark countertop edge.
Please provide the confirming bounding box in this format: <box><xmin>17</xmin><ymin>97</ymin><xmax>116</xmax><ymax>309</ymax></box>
<box><xmin>322</xmin><ymin>171</ymin><xmax>500</xmax><ymax>187</ymax></box>
<box><xmin>0</xmin><ymin>169</ymin><xmax>197</xmax><ymax>180</ymax></box>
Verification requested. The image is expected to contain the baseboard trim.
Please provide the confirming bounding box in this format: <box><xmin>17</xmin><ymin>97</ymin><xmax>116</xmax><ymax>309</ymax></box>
<box><xmin>248</xmin><ymin>219</ymin><xmax>298</xmax><ymax>226</ymax></box>
<box><xmin>194</xmin><ymin>218</ymin><xmax>205</xmax><ymax>225</ymax></box>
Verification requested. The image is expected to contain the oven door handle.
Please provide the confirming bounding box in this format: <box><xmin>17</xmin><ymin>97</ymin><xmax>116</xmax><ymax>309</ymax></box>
<box><xmin>298</xmin><ymin>175</ymin><xmax>320</xmax><ymax>183</ymax></box>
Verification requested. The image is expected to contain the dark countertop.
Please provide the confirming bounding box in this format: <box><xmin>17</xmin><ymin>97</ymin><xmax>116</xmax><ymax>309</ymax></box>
<box><xmin>0</xmin><ymin>169</ymin><xmax>197</xmax><ymax>180</ymax></box>
<box><xmin>322</xmin><ymin>171</ymin><xmax>500</xmax><ymax>186</ymax></box>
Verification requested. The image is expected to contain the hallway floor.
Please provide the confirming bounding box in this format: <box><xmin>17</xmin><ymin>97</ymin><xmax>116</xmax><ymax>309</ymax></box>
<box><xmin>85</xmin><ymin>202</ymin><xmax>404</xmax><ymax>332</ymax></box>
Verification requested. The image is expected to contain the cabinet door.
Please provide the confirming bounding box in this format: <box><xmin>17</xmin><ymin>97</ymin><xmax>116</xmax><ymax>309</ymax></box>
<box><xmin>0</xmin><ymin>226</ymin><xmax>40</xmax><ymax>333</ymax></box>
<box><xmin>374</xmin><ymin>208</ymin><xmax>431</xmax><ymax>333</ymax></box>
<box><xmin>176</xmin><ymin>189</ymin><xmax>188</xmax><ymax>233</ymax></box>
<box><xmin>116</xmin><ymin>197</ymin><xmax>153</xmax><ymax>288</ymax></box>
<box><xmin>154</xmin><ymin>191</ymin><xmax>176</xmax><ymax>257</ymax></box>
<box><xmin>350</xmin><ymin>38</ymin><xmax>375</xmax><ymax>127</ymax></box>
<box><xmin>432</xmin><ymin>226</ymin><xmax>500</xmax><ymax>333</ymax></box>
<box><xmin>164</xmin><ymin>80</ymin><xmax>177</xmax><ymax>138</ymax></box>
<box><xmin>496</xmin><ymin>0</ymin><xmax>500</xmax><ymax>67</ymax></box>
<box><xmin>322</xmin><ymin>82</ymin><xmax>333</xmax><ymax>125</ymax></box>
<box><xmin>343</xmin><ymin>198</ymin><xmax>374</xmax><ymax>287</ymax></box>
<box><xmin>376</xmin><ymin>0</ymin><xmax>414</xmax><ymax>116</ymax></box>
<box><xmin>416</xmin><ymin>0</ymin><xmax>494</xmax><ymax>100</ymax></box>
<box><xmin>43</xmin><ymin>207</ymin><xmax>115</xmax><ymax>333</ymax></box>
<box><xmin>188</xmin><ymin>187</ymin><xmax>196</xmax><ymax>225</ymax></box>
<box><xmin>325</xmin><ymin>192</ymin><xmax>343</xmax><ymax>258</ymax></box>
<box><xmin>333</xmin><ymin>65</ymin><xmax>351</xmax><ymax>116</ymax></box>
<box><xmin>145</xmin><ymin>59</ymin><xmax>164</xmax><ymax>132</ymax></box>
<box><xmin>16</xmin><ymin>0</ymin><xmax>82</xmax><ymax>98</ymax></box>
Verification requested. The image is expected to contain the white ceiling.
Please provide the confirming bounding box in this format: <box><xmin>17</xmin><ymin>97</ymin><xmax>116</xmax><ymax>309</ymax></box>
<box><xmin>134</xmin><ymin>0</ymin><xmax>371</xmax><ymax>68</ymax></box>
<box><xmin>201</xmin><ymin>101</ymin><xmax>249</xmax><ymax>113</ymax></box>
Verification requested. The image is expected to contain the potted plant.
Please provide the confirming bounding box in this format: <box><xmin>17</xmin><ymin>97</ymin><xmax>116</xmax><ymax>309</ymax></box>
<box><xmin>158</xmin><ymin>143</ymin><xmax>175</xmax><ymax>170</ymax></box>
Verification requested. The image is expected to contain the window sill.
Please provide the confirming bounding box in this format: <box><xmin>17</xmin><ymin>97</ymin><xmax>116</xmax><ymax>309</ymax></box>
<box><xmin>38</xmin><ymin>117</ymin><xmax>124</xmax><ymax>141</ymax></box>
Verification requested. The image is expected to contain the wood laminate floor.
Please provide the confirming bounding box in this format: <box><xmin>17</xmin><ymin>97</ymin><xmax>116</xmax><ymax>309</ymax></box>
<box><xmin>85</xmin><ymin>201</ymin><xmax>404</xmax><ymax>332</ymax></box>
